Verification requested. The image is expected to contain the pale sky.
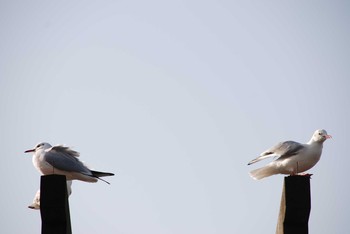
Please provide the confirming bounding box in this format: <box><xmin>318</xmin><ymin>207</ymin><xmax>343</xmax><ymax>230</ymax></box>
<box><xmin>1</xmin><ymin>1</ymin><xmax>349</xmax><ymax>233</ymax></box>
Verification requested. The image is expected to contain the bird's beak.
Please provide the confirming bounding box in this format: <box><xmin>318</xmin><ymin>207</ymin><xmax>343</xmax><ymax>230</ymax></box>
<box><xmin>24</xmin><ymin>149</ymin><xmax>35</xmax><ymax>153</ymax></box>
<box><xmin>325</xmin><ymin>135</ymin><xmax>332</xmax><ymax>139</ymax></box>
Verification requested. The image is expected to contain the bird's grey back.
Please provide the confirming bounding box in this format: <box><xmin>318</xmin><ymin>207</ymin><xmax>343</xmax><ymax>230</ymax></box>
<box><xmin>272</xmin><ymin>141</ymin><xmax>306</xmax><ymax>160</ymax></box>
<box><xmin>44</xmin><ymin>146</ymin><xmax>91</xmax><ymax>175</ymax></box>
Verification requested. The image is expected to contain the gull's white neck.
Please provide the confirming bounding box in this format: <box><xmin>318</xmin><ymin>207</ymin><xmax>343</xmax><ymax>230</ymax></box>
<box><xmin>32</xmin><ymin>148</ymin><xmax>48</xmax><ymax>174</ymax></box>
<box><xmin>307</xmin><ymin>138</ymin><xmax>324</xmax><ymax>147</ymax></box>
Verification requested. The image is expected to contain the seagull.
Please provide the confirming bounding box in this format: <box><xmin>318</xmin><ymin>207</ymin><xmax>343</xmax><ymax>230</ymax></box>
<box><xmin>25</xmin><ymin>142</ymin><xmax>114</xmax><ymax>184</ymax></box>
<box><xmin>248</xmin><ymin>129</ymin><xmax>331</xmax><ymax>180</ymax></box>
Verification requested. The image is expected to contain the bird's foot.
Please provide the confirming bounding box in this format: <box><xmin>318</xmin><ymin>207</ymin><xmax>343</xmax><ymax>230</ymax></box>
<box><xmin>289</xmin><ymin>173</ymin><xmax>313</xmax><ymax>178</ymax></box>
<box><xmin>300</xmin><ymin>173</ymin><xmax>313</xmax><ymax>178</ymax></box>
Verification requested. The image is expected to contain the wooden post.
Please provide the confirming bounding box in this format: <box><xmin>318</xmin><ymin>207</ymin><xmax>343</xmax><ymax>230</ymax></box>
<box><xmin>40</xmin><ymin>175</ymin><xmax>72</xmax><ymax>234</ymax></box>
<box><xmin>276</xmin><ymin>175</ymin><xmax>311</xmax><ymax>234</ymax></box>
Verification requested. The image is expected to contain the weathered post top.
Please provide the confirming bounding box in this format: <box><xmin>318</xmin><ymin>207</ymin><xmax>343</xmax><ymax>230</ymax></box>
<box><xmin>40</xmin><ymin>175</ymin><xmax>72</xmax><ymax>234</ymax></box>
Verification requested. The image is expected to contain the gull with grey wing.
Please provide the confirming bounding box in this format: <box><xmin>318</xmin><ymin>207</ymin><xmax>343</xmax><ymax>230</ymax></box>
<box><xmin>25</xmin><ymin>142</ymin><xmax>114</xmax><ymax>183</ymax></box>
<box><xmin>248</xmin><ymin>129</ymin><xmax>331</xmax><ymax>180</ymax></box>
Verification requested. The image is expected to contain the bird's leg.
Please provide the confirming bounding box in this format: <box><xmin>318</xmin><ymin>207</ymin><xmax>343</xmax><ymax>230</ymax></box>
<box><xmin>289</xmin><ymin>162</ymin><xmax>299</xmax><ymax>176</ymax></box>
<box><xmin>294</xmin><ymin>161</ymin><xmax>312</xmax><ymax>177</ymax></box>
<box><xmin>52</xmin><ymin>159</ymin><xmax>55</xmax><ymax>174</ymax></box>
<box><xmin>296</xmin><ymin>161</ymin><xmax>299</xmax><ymax>174</ymax></box>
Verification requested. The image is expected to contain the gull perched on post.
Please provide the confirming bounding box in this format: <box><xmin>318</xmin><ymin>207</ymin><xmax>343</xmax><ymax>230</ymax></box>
<box><xmin>248</xmin><ymin>129</ymin><xmax>331</xmax><ymax>180</ymax></box>
<box><xmin>25</xmin><ymin>142</ymin><xmax>114</xmax><ymax>209</ymax></box>
<box><xmin>25</xmin><ymin>142</ymin><xmax>114</xmax><ymax>183</ymax></box>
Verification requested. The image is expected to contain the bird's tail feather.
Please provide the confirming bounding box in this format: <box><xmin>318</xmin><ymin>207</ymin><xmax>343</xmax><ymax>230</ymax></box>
<box><xmin>249</xmin><ymin>166</ymin><xmax>277</xmax><ymax>180</ymax></box>
<box><xmin>95</xmin><ymin>176</ymin><xmax>111</xmax><ymax>184</ymax></box>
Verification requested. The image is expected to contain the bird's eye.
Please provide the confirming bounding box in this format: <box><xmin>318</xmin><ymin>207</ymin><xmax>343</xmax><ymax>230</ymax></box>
<box><xmin>36</xmin><ymin>143</ymin><xmax>42</xmax><ymax>148</ymax></box>
<box><xmin>318</xmin><ymin>132</ymin><xmax>322</xmax><ymax>135</ymax></box>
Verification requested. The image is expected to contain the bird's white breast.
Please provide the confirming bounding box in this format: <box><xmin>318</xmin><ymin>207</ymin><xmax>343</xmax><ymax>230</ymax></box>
<box><xmin>32</xmin><ymin>150</ymin><xmax>54</xmax><ymax>175</ymax></box>
<box><xmin>276</xmin><ymin>143</ymin><xmax>323</xmax><ymax>174</ymax></box>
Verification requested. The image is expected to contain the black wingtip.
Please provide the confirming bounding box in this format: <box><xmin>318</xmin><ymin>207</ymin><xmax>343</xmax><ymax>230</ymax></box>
<box><xmin>90</xmin><ymin>170</ymin><xmax>114</xmax><ymax>184</ymax></box>
<box><xmin>90</xmin><ymin>170</ymin><xmax>115</xmax><ymax>177</ymax></box>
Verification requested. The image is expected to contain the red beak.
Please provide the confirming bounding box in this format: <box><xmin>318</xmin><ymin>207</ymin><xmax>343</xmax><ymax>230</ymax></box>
<box><xmin>24</xmin><ymin>149</ymin><xmax>35</xmax><ymax>153</ymax></box>
<box><xmin>325</xmin><ymin>135</ymin><xmax>332</xmax><ymax>139</ymax></box>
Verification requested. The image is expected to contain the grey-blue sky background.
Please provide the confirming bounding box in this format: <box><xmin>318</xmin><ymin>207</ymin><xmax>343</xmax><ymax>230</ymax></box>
<box><xmin>1</xmin><ymin>1</ymin><xmax>349</xmax><ymax>233</ymax></box>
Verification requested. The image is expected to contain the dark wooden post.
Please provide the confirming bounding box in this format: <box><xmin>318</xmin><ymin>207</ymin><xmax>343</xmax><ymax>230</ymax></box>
<box><xmin>276</xmin><ymin>175</ymin><xmax>311</xmax><ymax>234</ymax></box>
<box><xmin>40</xmin><ymin>175</ymin><xmax>72</xmax><ymax>234</ymax></box>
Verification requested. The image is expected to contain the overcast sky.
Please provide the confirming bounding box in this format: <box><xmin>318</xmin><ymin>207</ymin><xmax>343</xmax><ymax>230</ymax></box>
<box><xmin>1</xmin><ymin>1</ymin><xmax>349</xmax><ymax>233</ymax></box>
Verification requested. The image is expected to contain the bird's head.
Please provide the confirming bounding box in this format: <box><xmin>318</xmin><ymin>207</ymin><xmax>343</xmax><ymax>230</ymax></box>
<box><xmin>311</xmin><ymin>129</ymin><xmax>332</xmax><ymax>143</ymax></box>
<box><xmin>24</xmin><ymin>142</ymin><xmax>52</xmax><ymax>153</ymax></box>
